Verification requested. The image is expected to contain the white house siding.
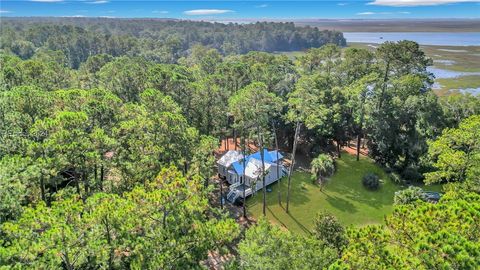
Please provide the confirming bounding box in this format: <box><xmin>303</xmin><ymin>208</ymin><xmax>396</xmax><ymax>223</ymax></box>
<box><xmin>244</xmin><ymin>176</ymin><xmax>256</xmax><ymax>190</ymax></box>
<box><xmin>248</xmin><ymin>164</ymin><xmax>284</xmax><ymax>192</ymax></box>
<box><xmin>218</xmin><ymin>164</ymin><xmax>226</xmax><ymax>177</ymax></box>
<box><xmin>220</xmin><ymin>150</ymin><xmax>286</xmax><ymax>199</ymax></box>
<box><xmin>227</xmin><ymin>170</ymin><xmax>239</xmax><ymax>184</ymax></box>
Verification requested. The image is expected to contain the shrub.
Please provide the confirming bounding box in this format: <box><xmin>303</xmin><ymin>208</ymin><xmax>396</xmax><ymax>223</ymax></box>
<box><xmin>362</xmin><ymin>173</ymin><xmax>380</xmax><ymax>190</ymax></box>
<box><xmin>394</xmin><ymin>186</ymin><xmax>425</xmax><ymax>205</ymax></box>
<box><xmin>239</xmin><ymin>218</ymin><xmax>337</xmax><ymax>269</ymax></box>
<box><xmin>401</xmin><ymin>167</ymin><xmax>423</xmax><ymax>183</ymax></box>
<box><xmin>389</xmin><ymin>172</ymin><xmax>403</xmax><ymax>184</ymax></box>
<box><xmin>300</xmin><ymin>182</ymin><xmax>308</xmax><ymax>190</ymax></box>
<box><xmin>310</xmin><ymin>154</ymin><xmax>335</xmax><ymax>182</ymax></box>
<box><xmin>313</xmin><ymin>211</ymin><xmax>347</xmax><ymax>252</ymax></box>
<box><xmin>384</xmin><ymin>166</ymin><xmax>393</xmax><ymax>174</ymax></box>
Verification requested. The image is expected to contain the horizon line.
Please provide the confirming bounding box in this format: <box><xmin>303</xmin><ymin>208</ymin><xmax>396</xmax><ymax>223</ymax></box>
<box><xmin>2</xmin><ymin>16</ymin><xmax>480</xmax><ymax>20</ymax></box>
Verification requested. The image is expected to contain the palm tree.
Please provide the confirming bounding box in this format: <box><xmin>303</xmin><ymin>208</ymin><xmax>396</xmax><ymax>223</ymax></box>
<box><xmin>219</xmin><ymin>177</ymin><xmax>223</xmax><ymax>209</ymax></box>
<box><xmin>355</xmin><ymin>82</ymin><xmax>368</xmax><ymax>161</ymax></box>
<box><xmin>272</xmin><ymin>120</ymin><xmax>281</xmax><ymax>205</ymax></box>
<box><xmin>310</xmin><ymin>154</ymin><xmax>335</xmax><ymax>190</ymax></box>
<box><xmin>241</xmin><ymin>132</ymin><xmax>247</xmax><ymax>218</ymax></box>
<box><xmin>257</xmin><ymin>124</ymin><xmax>267</xmax><ymax>216</ymax></box>
<box><xmin>286</xmin><ymin>121</ymin><xmax>300</xmax><ymax>213</ymax></box>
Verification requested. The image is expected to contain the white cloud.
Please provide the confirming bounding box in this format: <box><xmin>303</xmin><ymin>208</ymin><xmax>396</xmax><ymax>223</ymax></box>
<box><xmin>0</xmin><ymin>9</ymin><xmax>12</xmax><ymax>13</ymax></box>
<box><xmin>62</xmin><ymin>15</ymin><xmax>86</xmax><ymax>17</ymax></box>
<box><xmin>357</xmin><ymin>11</ymin><xmax>412</xmax><ymax>15</ymax></box>
<box><xmin>368</xmin><ymin>0</ymin><xmax>480</xmax><ymax>6</ymax></box>
<box><xmin>152</xmin><ymin>10</ymin><xmax>169</xmax><ymax>14</ymax></box>
<box><xmin>86</xmin><ymin>0</ymin><xmax>109</xmax><ymax>4</ymax></box>
<box><xmin>183</xmin><ymin>9</ymin><xmax>234</xmax><ymax>15</ymax></box>
<box><xmin>30</xmin><ymin>0</ymin><xmax>63</xmax><ymax>2</ymax></box>
<box><xmin>357</xmin><ymin>11</ymin><xmax>376</xmax><ymax>15</ymax></box>
<box><xmin>337</xmin><ymin>3</ymin><xmax>348</xmax><ymax>5</ymax></box>
<box><xmin>255</xmin><ymin>4</ymin><xmax>269</xmax><ymax>8</ymax></box>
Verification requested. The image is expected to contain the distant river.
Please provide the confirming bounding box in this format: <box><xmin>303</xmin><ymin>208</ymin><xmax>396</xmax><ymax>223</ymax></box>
<box><xmin>344</xmin><ymin>32</ymin><xmax>480</xmax><ymax>46</ymax></box>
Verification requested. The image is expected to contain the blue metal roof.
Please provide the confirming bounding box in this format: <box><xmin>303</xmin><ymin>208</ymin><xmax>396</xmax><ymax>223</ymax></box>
<box><xmin>248</xmin><ymin>149</ymin><xmax>270</xmax><ymax>162</ymax></box>
<box><xmin>268</xmin><ymin>150</ymin><xmax>283</xmax><ymax>162</ymax></box>
<box><xmin>232</xmin><ymin>160</ymin><xmax>246</xmax><ymax>175</ymax></box>
<box><xmin>230</xmin><ymin>148</ymin><xmax>283</xmax><ymax>176</ymax></box>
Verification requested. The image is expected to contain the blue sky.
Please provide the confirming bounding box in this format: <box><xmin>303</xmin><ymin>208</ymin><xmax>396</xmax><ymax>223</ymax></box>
<box><xmin>1</xmin><ymin>0</ymin><xmax>479</xmax><ymax>19</ymax></box>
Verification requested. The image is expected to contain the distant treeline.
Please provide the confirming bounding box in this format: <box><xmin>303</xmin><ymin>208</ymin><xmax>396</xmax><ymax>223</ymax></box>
<box><xmin>0</xmin><ymin>18</ymin><xmax>346</xmax><ymax>68</ymax></box>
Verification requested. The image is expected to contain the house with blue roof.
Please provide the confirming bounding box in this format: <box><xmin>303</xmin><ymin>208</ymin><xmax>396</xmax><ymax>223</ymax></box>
<box><xmin>217</xmin><ymin>148</ymin><xmax>286</xmax><ymax>203</ymax></box>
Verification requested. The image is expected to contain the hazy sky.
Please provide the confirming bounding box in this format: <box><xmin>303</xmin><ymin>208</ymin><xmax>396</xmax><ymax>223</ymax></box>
<box><xmin>1</xmin><ymin>0</ymin><xmax>479</xmax><ymax>19</ymax></box>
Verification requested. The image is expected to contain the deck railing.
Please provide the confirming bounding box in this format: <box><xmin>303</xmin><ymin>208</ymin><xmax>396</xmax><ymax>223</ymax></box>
<box><xmin>229</xmin><ymin>182</ymin><xmax>241</xmax><ymax>191</ymax></box>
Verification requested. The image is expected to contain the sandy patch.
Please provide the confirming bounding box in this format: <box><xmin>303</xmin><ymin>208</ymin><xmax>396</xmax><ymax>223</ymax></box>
<box><xmin>433</xmin><ymin>59</ymin><xmax>456</xmax><ymax>65</ymax></box>
<box><xmin>438</xmin><ymin>49</ymin><xmax>468</xmax><ymax>53</ymax></box>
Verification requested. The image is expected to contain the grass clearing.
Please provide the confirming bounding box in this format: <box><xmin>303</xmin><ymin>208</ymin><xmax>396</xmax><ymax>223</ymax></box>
<box><xmin>437</xmin><ymin>75</ymin><xmax>480</xmax><ymax>94</ymax></box>
<box><xmin>421</xmin><ymin>45</ymin><xmax>480</xmax><ymax>72</ymax></box>
<box><xmin>275</xmin><ymin>50</ymin><xmax>305</xmax><ymax>60</ymax></box>
<box><xmin>247</xmin><ymin>153</ymin><xmax>441</xmax><ymax>235</ymax></box>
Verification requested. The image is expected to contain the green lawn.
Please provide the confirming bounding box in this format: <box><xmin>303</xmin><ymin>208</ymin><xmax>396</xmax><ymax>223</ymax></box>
<box><xmin>247</xmin><ymin>153</ymin><xmax>441</xmax><ymax>235</ymax></box>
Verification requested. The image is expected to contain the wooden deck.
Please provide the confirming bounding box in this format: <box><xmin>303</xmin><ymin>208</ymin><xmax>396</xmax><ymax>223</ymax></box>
<box><xmin>232</xmin><ymin>184</ymin><xmax>253</xmax><ymax>198</ymax></box>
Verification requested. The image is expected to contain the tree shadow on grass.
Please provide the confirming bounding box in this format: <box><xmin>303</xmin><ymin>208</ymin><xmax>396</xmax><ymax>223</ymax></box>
<box><xmin>325</xmin><ymin>193</ymin><xmax>358</xmax><ymax>213</ymax></box>
<box><xmin>266</xmin><ymin>205</ymin><xmax>290</xmax><ymax>231</ymax></box>
<box><xmin>264</xmin><ymin>204</ymin><xmax>312</xmax><ymax>235</ymax></box>
<box><xmin>268</xmin><ymin>176</ymin><xmax>312</xmax><ymax>207</ymax></box>
<box><xmin>327</xmin><ymin>182</ymin><xmax>388</xmax><ymax>209</ymax></box>
<box><xmin>247</xmin><ymin>198</ymin><xmax>260</xmax><ymax>208</ymax></box>
<box><xmin>285</xmin><ymin>186</ymin><xmax>312</xmax><ymax>207</ymax></box>
<box><xmin>287</xmin><ymin>211</ymin><xmax>312</xmax><ymax>235</ymax></box>
<box><xmin>287</xmin><ymin>213</ymin><xmax>312</xmax><ymax>234</ymax></box>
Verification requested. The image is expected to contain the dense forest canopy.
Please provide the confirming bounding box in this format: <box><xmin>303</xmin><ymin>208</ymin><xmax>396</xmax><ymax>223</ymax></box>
<box><xmin>0</xmin><ymin>18</ymin><xmax>346</xmax><ymax>68</ymax></box>
<box><xmin>0</xmin><ymin>18</ymin><xmax>479</xmax><ymax>269</ymax></box>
